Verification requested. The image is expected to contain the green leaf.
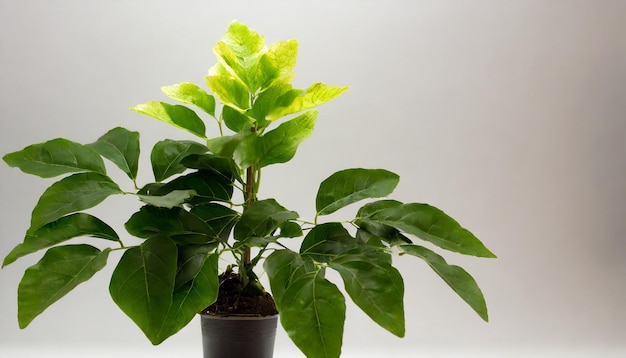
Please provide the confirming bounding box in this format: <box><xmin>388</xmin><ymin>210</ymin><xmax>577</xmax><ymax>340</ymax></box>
<box><xmin>125</xmin><ymin>206</ymin><xmax>215</xmax><ymax>245</ymax></box>
<box><xmin>330</xmin><ymin>249</ymin><xmax>405</xmax><ymax>337</ymax></box>
<box><xmin>3</xmin><ymin>138</ymin><xmax>106</xmax><ymax>178</ymax></box>
<box><xmin>267</xmin><ymin>251</ymin><xmax>345</xmax><ymax>358</ymax></box>
<box><xmin>29</xmin><ymin>173</ymin><xmax>122</xmax><ymax>230</ymax></box>
<box><xmin>131</xmin><ymin>101</ymin><xmax>206</xmax><ymax>139</ymax></box>
<box><xmin>233</xmin><ymin>199</ymin><xmax>298</xmax><ymax>241</ymax></box>
<box><xmin>247</xmin><ymin>78</ymin><xmax>296</xmax><ymax>127</ymax></box>
<box><xmin>205</xmin><ymin>132</ymin><xmax>245</xmax><ymax>158</ymax></box>
<box><xmin>235</xmin><ymin>235</ymin><xmax>281</xmax><ymax>248</ymax></box>
<box><xmin>3</xmin><ymin>213</ymin><xmax>118</xmax><ymax>267</ymax></box>
<box><xmin>278</xmin><ymin>270</ymin><xmax>346</xmax><ymax>358</ymax></box>
<box><xmin>161</xmin><ymin>82</ymin><xmax>216</xmax><ymax>117</ymax></box>
<box><xmin>87</xmin><ymin>127</ymin><xmax>140</xmax><ymax>182</ymax></box>
<box><xmin>399</xmin><ymin>244</ymin><xmax>489</xmax><ymax>321</ymax></box>
<box><xmin>354</xmin><ymin>229</ymin><xmax>386</xmax><ymax>247</ymax></box>
<box><xmin>221</xmin><ymin>105</ymin><xmax>252</xmax><ymax>132</ymax></box>
<box><xmin>190</xmin><ymin>203</ymin><xmax>239</xmax><ymax>242</ymax></box>
<box><xmin>264</xmin><ymin>250</ymin><xmax>317</xmax><ymax>300</ymax></box>
<box><xmin>109</xmin><ymin>237</ymin><xmax>177</xmax><ymax>345</ymax></box>
<box><xmin>300</xmin><ymin>223</ymin><xmax>359</xmax><ymax>263</ymax></box>
<box><xmin>279</xmin><ymin>221</ymin><xmax>303</xmax><ymax>238</ymax></box>
<box><xmin>175</xmin><ymin>244</ymin><xmax>219</xmax><ymax>288</ymax></box>
<box><xmin>139</xmin><ymin>190</ymin><xmax>197</xmax><ymax>208</ymax></box>
<box><xmin>160</xmin><ymin>253</ymin><xmax>219</xmax><ymax>340</ymax></box>
<box><xmin>181</xmin><ymin>153</ymin><xmax>242</xmax><ymax>184</ymax></box>
<box><xmin>316</xmin><ymin>169</ymin><xmax>400</xmax><ymax>216</ymax></box>
<box><xmin>267</xmin><ymin>82</ymin><xmax>349</xmax><ymax>121</ymax></box>
<box><xmin>18</xmin><ymin>245</ymin><xmax>110</xmax><ymax>328</ymax></box>
<box><xmin>356</xmin><ymin>200</ymin><xmax>413</xmax><ymax>246</ymax></box>
<box><xmin>150</xmin><ymin>139</ymin><xmax>208</xmax><ymax>182</ymax></box>
<box><xmin>205</xmin><ymin>132</ymin><xmax>257</xmax><ymax>169</ymax></box>
<box><xmin>257</xmin><ymin>110</ymin><xmax>318</xmax><ymax>168</ymax></box>
<box><xmin>357</xmin><ymin>199</ymin><xmax>403</xmax><ymax>216</ymax></box>
<box><xmin>368</xmin><ymin>203</ymin><xmax>497</xmax><ymax>258</ymax></box>
<box><xmin>155</xmin><ymin>170</ymin><xmax>233</xmax><ymax>204</ymax></box>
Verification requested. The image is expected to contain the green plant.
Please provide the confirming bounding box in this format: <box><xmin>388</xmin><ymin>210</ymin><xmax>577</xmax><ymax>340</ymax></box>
<box><xmin>2</xmin><ymin>21</ymin><xmax>495</xmax><ymax>358</ymax></box>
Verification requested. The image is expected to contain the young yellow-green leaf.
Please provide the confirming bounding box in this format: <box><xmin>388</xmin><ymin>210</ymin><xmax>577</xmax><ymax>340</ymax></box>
<box><xmin>3</xmin><ymin>213</ymin><xmax>118</xmax><ymax>267</ymax></box>
<box><xmin>267</xmin><ymin>82</ymin><xmax>349</xmax><ymax>121</ymax></box>
<box><xmin>161</xmin><ymin>82</ymin><xmax>216</xmax><ymax>117</ymax></box>
<box><xmin>30</xmin><ymin>173</ymin><xmax>122</xmax><ymax>230</ymax></box>
<box><xmin>109</xmin><ymin>237</ymin><xmax>177</xmax><ymax>345</ymax></box>
<box><xmin>212</xmin><ymin>20</ymin><xmax>266</xmax><ymax>88</ymax></box>
<box><xmin>369</xmin><ymin>203</ymin><xmax>497</xmax><ymax>258</ymax></box>
<box><xmin>159</xmin><ymin>253</ymin><xmax>219</xmax><ymax>341</ymax></box>
<box><xmin>256</xmin><ymin>110</ymin><xmax>318</xmax><ymax>168</ymax></box>
<box><xmin>18</xmin><ymin>245</ymin><xmax>110</xmax><ymax>328</ymax></box>
<box><xmin>278</xmin><ymin>270</ymin><xmax>346</xmax><ymax>358</ymax></box>
<box><xmin>87</xmin><ymin>127</ymin><xmax>140</xmax><ymax>182</ymax></box>
<box><xmin>330</xmin><ymin>249</ymin><xmax>405</xmax><ymax>337</ymax></box>
<box><xmin>131</xmin><ymin>101</ymin><xmax>206</xmax><ymax>139</ymax></box>
<box><xmin>205</xmin><ymin>75</ymin><xmax>251</xmax><ymax>111</ymax></box>
<box><xmin>253</xmin><ymin>39</ymin><xmax>298</xmax><ymax>90</ymax></box>
<box><xmin>3</xmin><ymin>138</ymin><xmax>106</xmax><ymax>178</ymax></box>
<box><xmin>316</xmin><ymin>169</ymin><xmax>400</xmax><ymax>216</ymax></box>
<box><xmin>213</xmin><ymin>41</ymin><xmax>248</xmax><ymax>84</ymax></box>
<box><xmin>220</xmin><ymin>21</ymin><xmax>266</xmax><ymax>61</ymax></box>
<box><xmin>399</xmin><ymin>244</ymin><xmax>490</xmax><ymax>321</ymax></box>
<box><xmin>150</xmin><ymin>139</ymin><xmax>207</xmax><ymax>182</ymax></box>
<box><xmin>265</xmin><ymin>39</ymin><xmax>298</xmax><ymax>78</ymax></box>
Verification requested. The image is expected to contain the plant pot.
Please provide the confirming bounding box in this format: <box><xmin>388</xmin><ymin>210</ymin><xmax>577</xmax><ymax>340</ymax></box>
<box><xmin>200</xmin><ymin>313</ymin><xmax>279</xmax><ymax>358</ymax></box>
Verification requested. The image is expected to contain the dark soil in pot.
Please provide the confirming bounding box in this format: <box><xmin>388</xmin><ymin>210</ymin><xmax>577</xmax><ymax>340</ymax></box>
<box><xmin>201</xmin><ymin>271</ymin><xmax>278</xmax><ymax>317</ymax></box>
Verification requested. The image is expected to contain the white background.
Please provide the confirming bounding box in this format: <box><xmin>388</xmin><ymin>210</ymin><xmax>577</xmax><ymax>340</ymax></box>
<box><xmin>1</xmin><ymin>1</ymin><xmax>625</xmax><ymax>357</ymax></box>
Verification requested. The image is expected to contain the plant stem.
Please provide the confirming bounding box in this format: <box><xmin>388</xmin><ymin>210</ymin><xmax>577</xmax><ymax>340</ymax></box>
<box><xmin>244</xmin><ymin>166</ymin><xmax>254</xmax><ymax>264</ymax></box>
<box><xmin>243</xmin><ymin>126</ymin><xmax>258</xmax><ymax>265</ymax></box>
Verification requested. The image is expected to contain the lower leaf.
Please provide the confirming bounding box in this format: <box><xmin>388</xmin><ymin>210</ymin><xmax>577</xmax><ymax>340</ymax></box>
<box><xmin>18</xmin><ymin>245</ymin><xmax>111</xmax><ymax>328</ymax></box>
<box><xmin>399</xmin><ymin>244</ymin><xmax>489</xmax><ymax>321</ymax></box>
<box><xmin>159</xmin><ymin>253</ymin><xmax>219</xmax><ymax>340</ymax></box>
<box><xmin>109</xmin><ymin>237</ymin><xmax>177</xmax><ymax>344</ymax></box>
<box><xmin>278</xmin><ymin>271</ymin><xmax>346</xmax><ymax>358</ymax></box>
<box><xmin>264</xmin><ymin>250</ymin><xmax>317</xmax><ymax>300</ymax></box>
<box><xmin>330</xmin><ymin>249</ymin><xmax>405</xmax><ymax>337</ymax></box>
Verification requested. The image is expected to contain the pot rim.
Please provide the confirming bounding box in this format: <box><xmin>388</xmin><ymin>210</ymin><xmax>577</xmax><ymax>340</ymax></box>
<box><xmin>199</xmin><ymin>313</ymin><xmax>279</xmax><ymax>321</ymax></box>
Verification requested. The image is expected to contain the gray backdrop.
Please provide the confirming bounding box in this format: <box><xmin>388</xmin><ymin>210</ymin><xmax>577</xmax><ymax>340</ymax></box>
<box><xmin>1</xmin><ymin>1</ymin><xmax>624</xmax><ymax>357</ymax></box>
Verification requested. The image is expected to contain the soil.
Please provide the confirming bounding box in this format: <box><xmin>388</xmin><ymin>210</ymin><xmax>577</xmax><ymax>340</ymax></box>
<box><xmin>201</xmin><ymin>271</ymin><xmax>278</xmax><ymax>317</ymax></box>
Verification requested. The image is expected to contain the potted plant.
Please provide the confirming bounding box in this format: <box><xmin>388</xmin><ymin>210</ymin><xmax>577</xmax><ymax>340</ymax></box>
<box><xmin>2</xmin><ymin>21</ymin><xmax>496</xmax><ymax>358</ymax></box>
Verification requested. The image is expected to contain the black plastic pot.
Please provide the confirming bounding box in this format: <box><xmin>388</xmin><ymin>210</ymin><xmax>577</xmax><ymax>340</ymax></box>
<box><xmin>200</xmin><ymin>314</ymin><xmax>279</xmax><ymax>358</ymax></box>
